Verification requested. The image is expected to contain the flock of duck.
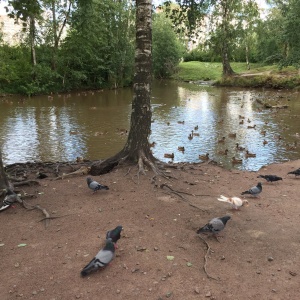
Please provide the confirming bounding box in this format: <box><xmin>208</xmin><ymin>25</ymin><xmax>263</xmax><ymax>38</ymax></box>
<box><xmin>161</xmin><ymin>114</ymin><xmax>298</xmax><ymax>165</ymax></box>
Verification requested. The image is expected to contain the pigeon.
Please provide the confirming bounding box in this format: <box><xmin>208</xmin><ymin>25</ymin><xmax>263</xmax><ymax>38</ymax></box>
<box><xmin>106</xmin><ymin>225</ymin><xmax>123</xmax><ymax>248</ymax></box>
<box><xmin>197</xmin><ymin>216</ymin><xmax>231</xmax><ymax>235</ymax></box>
<box><xmin>217</xmin><ymin>195</ymin><xmax>248</xmax><ymax>210</ymax></box>
<box><xmin>86</xmin><ymin>177</ymin><xmax>109</xmax><ymax>193</ymax></box>
<box><xmin>287</xmin><ymin>168</ymin><xmax>300</xmax><ymax>176</ymax></box>
<box><xmin>241</xmin><ymin>182</ymin><xmax>262</xmax><ymax>197</ymax></box>
<box><xmin>81</xmin><ymin>238</ymin><xmax>115</xmax><ymax>277</ymax></box>
<box><xmin>257</xmin><ymin>175</ymin><xmax>282</xmax><ymax>183</ymax></box>
<box><xmin>0</xmin><ymin>188</ymin><xmax>19</xmax><ymax>212</ymax></box>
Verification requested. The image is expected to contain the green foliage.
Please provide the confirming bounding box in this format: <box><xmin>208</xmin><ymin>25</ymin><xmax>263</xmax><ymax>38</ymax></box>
<box><xmin>152</xmin><ymin>12</ymin><xmax>184</xmax><ymax>78</ymax></box>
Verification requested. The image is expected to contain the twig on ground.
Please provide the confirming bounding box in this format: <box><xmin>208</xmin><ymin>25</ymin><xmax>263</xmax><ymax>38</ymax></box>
<box><xmin>198</xmin><ymin>235</ymin><xmax>220</xmax><ymax>281</ymax></box>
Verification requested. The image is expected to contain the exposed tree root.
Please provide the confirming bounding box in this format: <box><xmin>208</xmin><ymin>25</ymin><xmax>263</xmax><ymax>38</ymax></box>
<box><xmin>13</xmin><ymin>180</ymin><xmax>40</xmax><ymax>187</ymax></box>
<box><xmin>53</xmin><ymin>166</ymin><xmax>91</xmax><ymax>180</ymax></box>
<box><xmin>198</xmin><ymin>235</ymin><xmax>220</xmax><ymax>281</ymax></box>
<box><xmin>158</xmin><ymin>183</ymin><xmax>208</xmax><ymax>212</ymax></box>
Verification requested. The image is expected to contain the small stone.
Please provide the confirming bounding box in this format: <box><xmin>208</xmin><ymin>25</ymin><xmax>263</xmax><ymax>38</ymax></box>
<box><xmin>116</xmin><ymin>290</ymin><xmax>121</xmax><ymax>294</ymax></box>
<box><xmin>220</xmin><ymin>255</ymin><xmax>225</xmax><ymax>260</ymax></box>
<box><xmin>154</xmin><ymin>247</ymin><xmax>159</xmax><ymax>251</ymax></box>
<box><xmin>75</xmin><ymin>295</ymin><xmax>81</xmax><ymax>299</ymax></box>
<box><xmin>256</xmin><ymin>271</ymin><xmax>261</xmax><ymax>274</ymax></box>
<box><xmin>268</xmin><ymin>257</ymin><xmax>274</xmax><ymax>262</ymax></box>
<box><xmin>149</xmin><ymin>288</ymin><xmax>152</xmax><ymax>292</ymax></box>
<box><xmin>272</xmin><ymin>289</ymin><xmax>277</xmax><ymax>293</ymax></box>
<box><xmin>205</xmin><ymin>291</ymin><xmax>212</xmax><ymax>297</ymax></box>
<box><xmin>166</xmin><ymin>292</ymin><xmax>172</xmax><ymax>298</ymax></box>
<box><xmin>289</xmin><ymin>271</ymin><xmax>297</xmax><ymax>276</ymax></box>
<box><xmin>40</xmin><ymin>288</ymin><xmax>45</xmax><ymax>292</ymax></box>
<box><xmin>14</xmin><ymin>263</ymin><xmax>20</xmax><ymax>268</ymax></box>
<box><xmin>32</xmin><ymin>291</ymin><xmax>37</xmax><ymax>295</ymax></box>
<box><xmin>194</xmin><ymin>287</ymin><xmax>200</xmax><ymax>294</ymax></box>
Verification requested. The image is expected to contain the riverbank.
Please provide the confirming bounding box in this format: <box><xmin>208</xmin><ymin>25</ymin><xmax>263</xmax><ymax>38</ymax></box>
<box><xmin>175</xmin><ymin>62</ymin><xmax>300</xmax><ymax>89</ymax></box>
<box><xmin>1</xmin><ymin>159</ymin><xmax>300</xmax><ymax>299</ymax></box>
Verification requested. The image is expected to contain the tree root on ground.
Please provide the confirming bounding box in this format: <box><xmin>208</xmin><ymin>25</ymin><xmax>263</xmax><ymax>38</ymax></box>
<box><xmin>158</xmin><ymin>183</ymin><xmax>209</xmax><ymax>213</ymax></box>
<box><xmin>198</xmin><ymin>235</ymin><xmax>220</xmax><ymax>281</ymax></box>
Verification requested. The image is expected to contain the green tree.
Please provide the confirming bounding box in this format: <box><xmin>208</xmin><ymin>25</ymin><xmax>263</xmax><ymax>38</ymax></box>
<box><xmin>152</xmin><ymin>12</ymin><xmax>184</xmax><ymax>78</ymax></box>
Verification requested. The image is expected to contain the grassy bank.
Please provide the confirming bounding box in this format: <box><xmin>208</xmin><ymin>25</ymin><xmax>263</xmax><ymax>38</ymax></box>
<box><xmin>174</xmin><ymin>61</ymin><xmax>300</xmax><ymax>89</ymax></box>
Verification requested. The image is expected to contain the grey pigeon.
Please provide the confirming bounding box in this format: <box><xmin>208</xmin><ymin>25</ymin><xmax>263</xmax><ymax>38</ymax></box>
<box><xmin>81</xmin><ymin>238</ymin><xmax>115</xmax><ymax>277</ymax></box>
<box><xmin>257</xmin><ymin>175</ymin><xmax>282</xmax><ymax>183</ymax></box>
<box><xmin>197</xmin><ymin>216</ymin><xmax>231</xmax><ymax>235</ymax></box>
<box><xmin>106</xmin><ymin>225</ymin><xmax>123</xmax><ymax>247</ymax></box>
<box><xmin>287</xmin><ymin>168</ymin><xmax>300</xmax><ymax>176</ymax></box>
<box><xmin>0</xmin><ymin>188</ymin><xmax>19</xmax><ymax>212</ymax></box>
<box><xmin>86</xmin><ymin>177</ymin><xmax>109</xmax><ymax>193</ymax></box>
<box><xmin>241</xmin><ymin>182</ymin><xmax>262</xmax><ymax>197</ymax></box>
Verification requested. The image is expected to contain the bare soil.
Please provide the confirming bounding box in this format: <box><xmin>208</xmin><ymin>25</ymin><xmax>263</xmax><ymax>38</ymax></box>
<box><xmin>1</xmin><ymin>159</ymin><xmax>300</xmax><ymax>300</ymax></box>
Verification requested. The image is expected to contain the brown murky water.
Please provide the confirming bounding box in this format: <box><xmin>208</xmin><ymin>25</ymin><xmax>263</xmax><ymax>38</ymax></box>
<box><xmin>0</xmin><ymin>80</ymin><xmax>299</xmax><ymax>170</ymax></box>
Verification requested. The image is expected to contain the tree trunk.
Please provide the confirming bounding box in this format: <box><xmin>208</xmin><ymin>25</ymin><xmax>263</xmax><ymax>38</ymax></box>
<box><xmin>245</xmin><ymin>45</ymin><xmax>250</xmax><ymax>70</ymax></box>
<box><xmin>51</xmin><ymin>0</ymin><xmax>58</xmax><ymax>70</ymax></box>
<box><xmin>90</xmin><ymin>0</ymin><xmax>159</xmax><ymax>176</ymax></box>
<box><xmin>29</xmin><ymin>16</ymin><xmax>37</xmax><ymax>67</ymax></box>
<box><xmin>221</xmin><ymin>0</ymin><xmax>234</xmax><ymax>77</ymax></box>
<box><xmin>0</xmin><ymin>150</ymin><xmax>9</xmax><ymax>190</ymax></box>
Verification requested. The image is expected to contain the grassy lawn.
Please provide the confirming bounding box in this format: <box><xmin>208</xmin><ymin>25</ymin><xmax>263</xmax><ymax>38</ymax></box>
<box><xmin>174</xmin><ymin>61</ymin><xmax>295</xmax><ymax>82</ymax></box>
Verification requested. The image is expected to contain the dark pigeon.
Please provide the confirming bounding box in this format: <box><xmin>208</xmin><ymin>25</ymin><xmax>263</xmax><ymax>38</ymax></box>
<box><xmin>0</xmin><ymin>188</ymin><xmax>19</xmax><ymax>212</ymax></box>
<box><xmin>86</xmin><ymin>177</ymin><xmax>109</xmax><ymax>193</ymax></box>
<box><xmin>257</xmin><ymin>175</ymin><xmax>282</xmax><ymax>183</ymax></box>
<box><xmin>81</xmin><ymin>238</ymin><xmax>115</xmax><ymax>277</ymax></box>
<box><xmin>197</xmin><ymin>216</ymin><xmax>231</xmax><ymax>235</ymax></box>
<box><xmin>106</xmin><ymin>226</ymin><xmax>123</xmax><ymax>247</ymax></box>
<box><xmin>287</xmin><ymin>168</ymin><xmax>300</xmax><ymax>176</ymax></box>
<box><xmin>241</xmin><ymin>182</ymin><xmax>262</xmax><ymax>197</ymax></box>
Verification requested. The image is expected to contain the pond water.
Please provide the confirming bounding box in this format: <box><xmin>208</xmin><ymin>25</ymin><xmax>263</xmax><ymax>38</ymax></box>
<box><xmin>0</xmin><ymin>80</ymin><xmax>299</xmax><ymax>171</ymax></box>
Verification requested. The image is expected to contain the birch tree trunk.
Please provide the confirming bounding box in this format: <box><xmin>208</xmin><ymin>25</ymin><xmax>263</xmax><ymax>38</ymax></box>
<box><xmin>91</xmin><ymin>0</ymin><xmax>160</xmax><ymax>176</ymax></box>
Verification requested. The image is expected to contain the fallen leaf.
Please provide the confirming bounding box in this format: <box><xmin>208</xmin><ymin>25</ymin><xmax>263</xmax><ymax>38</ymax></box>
<box><xmin>18</xmin><ymin>244</ymin><xmax>27</xmax><ymax>247</ymax></box>
<box><xmin>0</xmin><ymin>243</ymin><xmax>4</xmax><ymax>247</ymax></box>
<box><xmin>167</xmin><ymin>256</ymin><xmax>174</xmax><ymax>261</ymax></box>
<box><xmin>186</xmin><ymin>262</ymin><xmax>193</xmax><ymax>267</ymax></box>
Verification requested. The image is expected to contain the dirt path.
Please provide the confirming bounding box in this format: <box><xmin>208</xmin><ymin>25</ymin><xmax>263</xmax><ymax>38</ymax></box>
<box><xmin>1</xmin><ymin>159</ymin><xmax>300</xmax><ymax>299</ymax></box>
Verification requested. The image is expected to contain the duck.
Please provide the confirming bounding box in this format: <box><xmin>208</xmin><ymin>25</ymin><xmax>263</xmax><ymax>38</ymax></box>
<box><xmin>247</xmin><ymin>124</ymin><xmax>256</xmax><ymax>129</ymax></box>
<box><xmin>263</xmin><ymin>139</ymin><xmax>268</xmax><ymax>145</ymax></box>
<box><xmin>192</xmin><ymin>130</ymin><xmax>200</xmax><ymax>137</ymax></box>
<box><xmin>239</xmin><ymin>120</ymin><xmax>244</xmax><ymax>125</ymax></box>
<box><xmin>228</xmin><ymin>133</ymin><xmax>236</xmax><ymax>138</ymax></box>
<box><xmin>218</xmin><ymin>136</ymin><xmax>226</xmax><ymax>143</ymax></box>
<box><xmin>166</xmin><ymin>122</ymin><xmax>170</xmax><ymax>126</ymax></box>
<box><xmin>247</xmin><ymin>118</ymin><xmax>251</xmax><ymax>123</ymax></box>
<box><xmin>245</xmin><ymin>150</ymin><xmax>256</xmax><ymax>158</ymax></box>
<box><xmin>178</xmin><ymin>146</ymin><xmax>185</xmax><ymax>152</ymax></box>
<box><xmin>188</xmin><ymin>133</ymin><xmax>193</xmax><ymax>140</ymax></box>
<box><xmin>178</xmin><ymin>121</ymin><xmax>185</xmax><ymax>124</ymax></box>
<box><xmin>260</xmin><ymin>130</ymin><xmax>266</xmax><ymax>136</ymax></box>
<box><xmin>236</xmin><ymin>143</ymin><xmax>245</xmax><ymax>151</ymax></box>
<box><xmin>218</xmin><ymin>149</ymin><xmax>229</xmax><ymax>155</ymax></box>
<box><xmin>239</xmin><ymin>115</ymin><xmax>245</xmax><ymax>119</ymax></box>
<box><xmin>232</xmin><ymin>157</ymin><xmax>243</xmax><ymax>164</ymax></box>
<box><xmin>217</xmin><ymin>119</ymin><xmax>224</xmax><ymax>124</ymax></box>
<box><xmin>199</xmin><ymin>153</ymin><xmax>209</xmax><ymax>161</ymax></box>
<box><xmin>149</xmin><ymin>141</ymin><xmax>156</xmax><ymax>148</ymax></box>
<box><xmin>194</xmin><ymin>125</ymin><xmax>199</xmax><ymax>130</ymax></box>
<box><xmin>164</xmin><ymin>153</ymin><xmax>174</xmax><ymax>159</ymax></box>
<box><xmin>286</xmin><ymin>141</ymin><xmax>297</xmax><ymax>150</ymax></box>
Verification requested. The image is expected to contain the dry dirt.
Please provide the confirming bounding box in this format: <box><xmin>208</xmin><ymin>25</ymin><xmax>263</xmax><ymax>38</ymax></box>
<box><xmin>1</xmin><ymin>159</ymin><xmax>300</xmax><ymax>300</ymax></box>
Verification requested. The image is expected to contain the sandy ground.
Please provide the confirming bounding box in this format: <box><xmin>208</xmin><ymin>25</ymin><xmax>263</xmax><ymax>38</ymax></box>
<box><xmin>0</xmin><ymin>159</ymin><xmax>300</xmax><ymax>300</ymax></box>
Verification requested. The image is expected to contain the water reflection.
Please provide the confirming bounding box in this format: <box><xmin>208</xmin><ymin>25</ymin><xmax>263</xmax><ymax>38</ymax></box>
<box><xmin>0</xmin><ymin>80</ymin><xmax>299</xmax><ymax>171</ymax></box>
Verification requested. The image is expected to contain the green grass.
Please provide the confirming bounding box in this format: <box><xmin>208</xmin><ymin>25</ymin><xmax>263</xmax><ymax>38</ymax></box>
<box><xmin>174</xmin><ymin>61</ymin><xmax>290</xmax><ymax>82</ymax></box>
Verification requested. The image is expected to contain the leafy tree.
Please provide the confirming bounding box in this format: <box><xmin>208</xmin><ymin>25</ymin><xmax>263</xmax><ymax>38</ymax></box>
<box><xmin>152</xmin><ymin>11</ymin><xmax>184</xmax><ymax>78</ymax></box>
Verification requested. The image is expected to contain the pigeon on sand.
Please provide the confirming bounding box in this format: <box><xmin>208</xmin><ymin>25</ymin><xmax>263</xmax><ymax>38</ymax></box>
<box><xmin>217</xmin><ymin>195</ymin><xmax>248</xmax><ymax>210</ymax></box>
<box><xmin>197</xmin><ymin>216</ymin><xmax>231</xmax><ymax>236</ymax></box>
<box><xmin>287</xmin><ymin>168</ymin><xmax>300</xmax><ymax>177</ymax></box>
<box><xmin>0</xmin><ymin>188</ymin><xmax>20</xmax><ymax>212</ymax></box>
<box><xmin>106</xmin><ymin>225</ymin><xmax>123</xmax><ymax>248</ymax></box>
<box><xmin>257</xmin><ymin>175</ymin><xmax>282</xmax><ymax>183</ymax></box>
<box><xmin>81</xmin><ymin>238</ymin><xmax>115</xmax><ymax>277</ymax></box>
<box><xmin>86</xmin><ymin>177</ymin><xmax>109</xmax><ymax>193</ymax></box>
<box><xmin>241</xmin><ymin>182</ymin><xmax>262</xmax><ymax>197</ymax></box>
